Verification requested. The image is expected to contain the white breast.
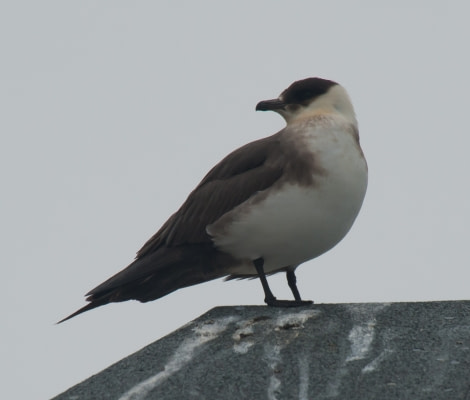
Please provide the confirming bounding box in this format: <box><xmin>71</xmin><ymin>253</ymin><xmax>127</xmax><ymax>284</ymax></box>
<box><xmin>208</xmin><ymin>115</ymin><xmax>368</xmax><ymax>275</ymax></box>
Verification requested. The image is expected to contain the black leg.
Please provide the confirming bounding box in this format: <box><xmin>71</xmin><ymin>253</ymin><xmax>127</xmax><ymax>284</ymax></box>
<box><xmin>253</xmin><ymin>258</ymin><xmax>277</xmax><ymax>304</ymax></box>
<box><xmin>253</xmin><ymin>258</ymin><xmax>312</xmax><ymax>307</ymax></box>
<box><xmin>286</xmin><ymin>270</ymin><xmax>313</xmax><ymax>304</ymax></box>
<box><xmin>286</xmin><ymin>269</ymin><xmax>301</xmax><ymax>301</ymax></box>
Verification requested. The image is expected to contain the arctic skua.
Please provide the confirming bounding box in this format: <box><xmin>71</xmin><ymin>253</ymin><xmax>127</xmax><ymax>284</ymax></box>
<box><xmin>59</xmin><ymin>77</ymin><xmax>368</xmax><ymax>323</ymax></box>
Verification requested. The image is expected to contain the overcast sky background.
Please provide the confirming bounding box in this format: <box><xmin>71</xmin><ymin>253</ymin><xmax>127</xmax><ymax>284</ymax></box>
<box><xmin>2</xmin><ymin>2</ymin><xmax>470</xmax><ymax>399</ymax></box>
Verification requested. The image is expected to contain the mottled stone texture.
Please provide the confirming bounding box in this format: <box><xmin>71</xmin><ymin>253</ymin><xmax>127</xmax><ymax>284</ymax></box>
<box><xmin>53</xmin><ymin>301</ymin><xmax>470</xmax><ymax>400</ymax></box>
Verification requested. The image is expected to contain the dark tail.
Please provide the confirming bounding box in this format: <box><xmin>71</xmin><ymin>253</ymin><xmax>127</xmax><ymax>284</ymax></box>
<box><xmin>57</xmin><ymin>244</ymin><xmax>237</xmax><ymax>323</ymax></box>
<box><xmin>57</xmin><ymin>297</ymin><xmax>110</xmax><ymax>324</ymax></box>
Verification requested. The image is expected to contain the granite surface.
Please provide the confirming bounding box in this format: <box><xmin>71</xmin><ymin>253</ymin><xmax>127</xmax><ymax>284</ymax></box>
<box><xmin>52</xmin><ymin>301</ymin><xmax>470</xmax><ymax>400</ymax></box>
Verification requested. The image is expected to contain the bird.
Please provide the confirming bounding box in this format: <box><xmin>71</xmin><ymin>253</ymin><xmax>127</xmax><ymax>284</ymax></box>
<box><xmin>58</xmin><ymin>77</ymin><xmax>368</xmax><ymax>323</ymax></box>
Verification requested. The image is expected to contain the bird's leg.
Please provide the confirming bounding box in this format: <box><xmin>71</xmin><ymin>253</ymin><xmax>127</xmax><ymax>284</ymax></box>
<box><xmin>286</xmin><ymin>269</ymin><xmax>302</xmax><ymax>301</ymax></box>
<box><xmin>253</xmin><ymin>258</ymin><xmax>312</xmax><ymax>307</ymax></box>
<box><xmin>253</xmin><ymin>258</ymin><xmax>277</xmax><ymax>304</ymax></box>
<box><xmin>286</xmin><ymin>269</ymin><xmax>313</xmax><ymax>304</ymax></box>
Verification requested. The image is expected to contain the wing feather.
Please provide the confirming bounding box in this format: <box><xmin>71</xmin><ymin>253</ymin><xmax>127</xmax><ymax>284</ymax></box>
<box><xmin>137</xmin><ymin>133</ymin><xmax>285</xmax><ymax>258</ymax></box>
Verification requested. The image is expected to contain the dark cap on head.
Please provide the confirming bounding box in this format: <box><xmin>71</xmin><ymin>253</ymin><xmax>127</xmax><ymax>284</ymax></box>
<box><xmin>256</xmin><ymin>77</ymin><xmax>338</xmax><ymax>111</ymax></box>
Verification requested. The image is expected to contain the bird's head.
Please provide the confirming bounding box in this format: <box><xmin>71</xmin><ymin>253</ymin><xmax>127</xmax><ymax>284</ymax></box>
<box><xmin>256</xmin><ymin>77</ymin><xmax>356</xmax><ymax>126</ymax></box>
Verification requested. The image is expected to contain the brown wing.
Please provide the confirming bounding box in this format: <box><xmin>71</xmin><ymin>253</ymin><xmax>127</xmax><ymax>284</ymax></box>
<box><xmin>136</xmin><ymin>133</ymin><xmax>285</xmax><ymax>258</ymax></box>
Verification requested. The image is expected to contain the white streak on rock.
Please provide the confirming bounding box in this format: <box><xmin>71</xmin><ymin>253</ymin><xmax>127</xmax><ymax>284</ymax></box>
<box><xmin>345</xmin><ymin>303</ymin><xmax>390</xmax><ymax>362</ymax></box>
<box><xmin>346</xmin><ymin>320</ymin><xmax>376</xmax><ymax>362</ymax></box>
<box><xmin>275</xmin><ymin>309</ymin><xmax>320</xmax><ymax>330</ymax></box>
<box><xmin>233</xmin><ymin>341</ymin><xmax>255</xmax><ymax>354</ymax></box>
<box><xmin>118</xmin><ymin>316</ymin><xmax>237</xmax><ymax>400</ymax></box>
<box><xmin>232</xmin><ymin>322</ymin><xmax>254</xmax><ymax>341</ymax></box>
<box><xmin>326</xmin><ymin>304</ymin><xmax>390</xmax><ymax>396</ymax></box>
<box><xmin>232</xmin><ymin>319</ymin><xmax>255</xmax><ymax>354</ymax></box>
<box><xmin>265</xmin><ymin>344</ymin><xmax>282</xmax><ymax>400</ymax></box>
<box><xmin>362</xmin><ymin>349</ymin><xmax>394</xmax><ymax>373</ymax></box>
<box><xmin>298</xmin><ymin>354</ymin><xmax>310</xmax><ymax>400</ymax></box>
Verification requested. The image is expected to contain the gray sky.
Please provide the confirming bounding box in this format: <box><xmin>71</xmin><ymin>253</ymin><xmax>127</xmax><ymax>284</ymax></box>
<box><xmin>2</xmin><ymin>2</ymin><xmax>469</xmax><ymax>399</ymax></box>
